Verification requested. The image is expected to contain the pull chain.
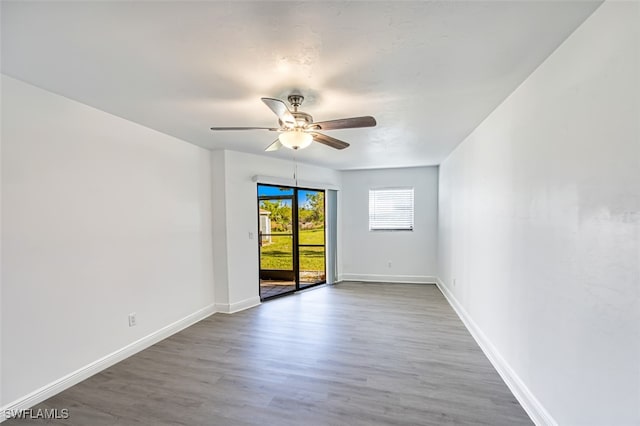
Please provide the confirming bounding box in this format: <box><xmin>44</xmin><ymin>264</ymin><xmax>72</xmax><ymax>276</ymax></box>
<box><xmin>293</xmin><ymin>149</ymin><xmax>298</xmax><ymax>186</ymax></box>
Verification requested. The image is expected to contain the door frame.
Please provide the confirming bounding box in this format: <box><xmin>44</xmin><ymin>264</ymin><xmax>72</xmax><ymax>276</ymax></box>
<box><xmin>257</xmin><ymin>183</ymin><xmax>326</xmax><ymax>300</ymax></box>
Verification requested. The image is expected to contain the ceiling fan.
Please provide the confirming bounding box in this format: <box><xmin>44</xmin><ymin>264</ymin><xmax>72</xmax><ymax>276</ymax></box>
<box><xmin>210</xmin><ymin>94</ymin><xmax>376</xmax><ymax>151</ymax></box>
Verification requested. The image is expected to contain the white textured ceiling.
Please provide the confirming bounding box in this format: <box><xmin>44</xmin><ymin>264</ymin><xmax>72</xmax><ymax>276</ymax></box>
<box><xmin>1</xmin><ymin>1</ymin><xmax>601</xmax><ymax>170</ymax></box>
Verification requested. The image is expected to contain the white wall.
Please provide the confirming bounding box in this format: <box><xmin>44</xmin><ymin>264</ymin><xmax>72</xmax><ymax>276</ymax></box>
<box><xmin>211</xmin><ymin>150</ymin><xmax>341</xmax><ymax>311</ymax></box>
<box><xmin>211</xmin><ymin>152</ymin><xmax>230</xmax><ymax>307</ymax></box>
<box><xmin>341</xmin><ymin>167</ymin><xmax>439</xmax><ymax>283</ymax></box>
<box><xmin>1</xmin><ymin>76</ymin><xmax>215</xmax><ymax>408</ymax></box>
<box><xmin>437</xmin><ymin>2</ymin><xmax>639</xmax><ymax>425</ymax></box>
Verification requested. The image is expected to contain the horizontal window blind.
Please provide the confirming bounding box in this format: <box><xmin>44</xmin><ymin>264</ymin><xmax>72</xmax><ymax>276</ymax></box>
<box><xmin>368</xmin><ymin>188</ymin><xmax>414</xmax><ymax>231</ymax></box>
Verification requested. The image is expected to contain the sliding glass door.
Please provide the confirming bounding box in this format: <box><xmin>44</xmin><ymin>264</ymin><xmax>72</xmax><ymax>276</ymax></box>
<box><xmin>258</xmin><ymin>184</ymin><xmax>325</xmax><ymax>299</ymax></box>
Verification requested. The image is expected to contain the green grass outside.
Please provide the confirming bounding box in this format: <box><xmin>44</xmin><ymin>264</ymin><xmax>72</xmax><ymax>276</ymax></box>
<box><xmin>261</xmin><ymin>228</ymin><xmax>325</xmax><ymax>271</ymax></box>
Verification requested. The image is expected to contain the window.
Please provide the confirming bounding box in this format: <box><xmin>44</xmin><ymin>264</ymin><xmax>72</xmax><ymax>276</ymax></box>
<box><xmin>368</xmin><ymin>188</ymin><xmax>414</xmax><ymax>231</ymax></box>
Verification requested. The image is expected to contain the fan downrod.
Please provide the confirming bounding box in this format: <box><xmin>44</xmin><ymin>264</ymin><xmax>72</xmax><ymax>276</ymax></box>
<box><xmin>287</xmin><ymin>95</ymin><xmax>304</xmax><ymax>111</ymax></box>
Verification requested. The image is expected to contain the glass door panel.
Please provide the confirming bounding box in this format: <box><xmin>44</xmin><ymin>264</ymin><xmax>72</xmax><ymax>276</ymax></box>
<box><xmin>258</xmin><ymin>185</ymin><xmax>295</xmax><ymax>299</ymax></box>
<box><xmin>297</xmin><ymin>189</ymin><xmax>326</xmax><ymax>288</ymax></box>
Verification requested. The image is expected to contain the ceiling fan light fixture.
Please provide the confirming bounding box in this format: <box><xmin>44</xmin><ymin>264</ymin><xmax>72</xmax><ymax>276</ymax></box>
<box><xmin>211</xmin><ymin>95</ymin><xmax>375</xmax><ymax>152</ymax></box>
<box><xmin>279</xmin><ymin>130</ymin><xmax>313</xmax><ymax>150</ymax></box>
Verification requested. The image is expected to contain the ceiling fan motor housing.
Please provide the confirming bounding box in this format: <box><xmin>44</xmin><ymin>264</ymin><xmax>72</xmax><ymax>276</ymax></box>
<box><xmin>278</xmin><ymin>111</ymin><xmax>313</xmax><ymax>128</ymax></box>
<box><xmin>292</xmin><ymin>111</ymin><xmax>313</xmax><ymax>127</ymax></box>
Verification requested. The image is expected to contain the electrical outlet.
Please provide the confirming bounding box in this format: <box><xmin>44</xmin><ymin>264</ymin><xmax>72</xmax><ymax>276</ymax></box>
<box><xmin>388</xmin><ymin>261</ymin><xmax>392</xmax><ymax>268</ymax></box>
<box><xmin>248</xmin><ymin>232</ymin><xmax>254</xmax><ymax>240</ymax></box>
<box><xmin>453</xmin><ymin>278</ymin><xmax>457</xmax><ymax>287</ymax></box>
<box><xmin>128</xmin><ymin>313</ymin><xmax>137</xmax><ymax>327</ymax></box>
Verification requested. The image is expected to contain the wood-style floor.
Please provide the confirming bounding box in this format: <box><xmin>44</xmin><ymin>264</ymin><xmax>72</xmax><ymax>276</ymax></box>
<box><xmin>7</xmin><ymin>282</ymin><xmax>532</xmax><ymax>425</ymax></box>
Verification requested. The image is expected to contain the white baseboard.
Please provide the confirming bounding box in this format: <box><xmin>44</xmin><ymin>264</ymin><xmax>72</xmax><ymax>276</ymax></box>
<box><xmin>215</xmin><ymin>296</ymin><xmax>261</xmax><ymax>314</ymax></box>
<box><xmin>0</xmin><ymin>303</ymin><xmax>216</xmax><ymax>423</ymax></box>
<box><xmin>435</xmin><ymin>278</ymin><xmax>556</xmax><ymax>426</ymax></box>
<box><xmin>341</xmin><ymin>273</ymin><xmax>437</xmax><ymax>284</ymax></box>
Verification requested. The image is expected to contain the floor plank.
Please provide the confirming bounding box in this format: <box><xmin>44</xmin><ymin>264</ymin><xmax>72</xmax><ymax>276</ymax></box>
<box><xmin>5</xmin><ymin>282</ymin><xmax>532</xmax><ymax>425</ymax></box>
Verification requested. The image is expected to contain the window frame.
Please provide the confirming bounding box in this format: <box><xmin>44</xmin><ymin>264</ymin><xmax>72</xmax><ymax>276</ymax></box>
<box><xmin>368</xmin><ymin>187</ymin><xmax>415</xmax><ymax>232</ymax></box>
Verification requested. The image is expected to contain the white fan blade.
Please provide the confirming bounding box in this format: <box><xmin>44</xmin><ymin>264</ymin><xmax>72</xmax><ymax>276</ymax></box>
<box><xmin>265</xmin><ymin>139</ymin><xmax>283</xmax><ymax>152</ymax></box>
<box><xmin>261</xmin><ymin>98</ymin><xmax>296</xmax><ymax>126</ymax></box>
